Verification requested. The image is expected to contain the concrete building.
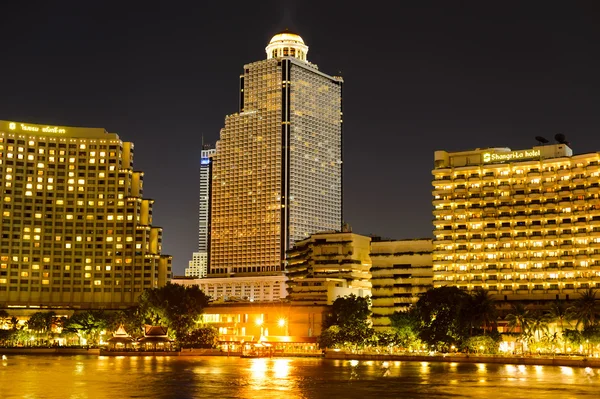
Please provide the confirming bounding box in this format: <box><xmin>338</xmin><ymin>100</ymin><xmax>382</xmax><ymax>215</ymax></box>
<box><xmin>200</xmin><ymin>302</ymin><xmax>327</xmax><ymax>353</ymax></box>
<box><xmin>370</xmin><ymin>238</ymin><xmax>433</xmax><ymax>330</ymax></box>
<box><xmin>172</xmin><ymin>275</ymin><xmax>286</xmax><ymax>303</ymax></box>
<box><xmin>185</xmin><ymin>146</ymin><xmax>216</xmax><ymax>278</ymax></box>
<box><xmin>432</xmin><ymin>142</ymin><xmax>600</xmax><ymax>301</ymax></box>
<box><xmin>0</xmin><ymin>120</ymin><xmax>171</xmax><ymax>308</ymax></box>
<box><xmin>209</xmin><ymin>30</ymin><xmax>343</xmax><ymax>276</ymax></box>
<box><xmin>285</xmin><ymin>232</ymin><xmax>372</xmax><ymax>305</ymax></box>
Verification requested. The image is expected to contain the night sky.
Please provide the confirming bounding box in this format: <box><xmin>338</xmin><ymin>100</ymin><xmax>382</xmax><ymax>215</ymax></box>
<box><xmin>1</xmin><ymin>1</ymin><xmax>599</xmax><ymax>275</ymax></box>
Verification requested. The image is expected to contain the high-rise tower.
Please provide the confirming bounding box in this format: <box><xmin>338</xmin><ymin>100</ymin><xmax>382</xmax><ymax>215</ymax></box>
<box><xmin>185</xmin><ymin>145</ymin><xmax>215</xmax><ymax>278</ymax></box>
<box><xmin>209</xmin><ymin>30</ymin><xmax>343</xmax><ymax>276</ymax></box>
<box><xmin>0</xmin><ymin>120</ymin><xmax>172</xmax><ymax>308</ymax></box>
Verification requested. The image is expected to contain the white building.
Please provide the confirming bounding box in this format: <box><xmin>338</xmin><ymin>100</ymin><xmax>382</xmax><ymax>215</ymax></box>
<box><xmin>209</xmin><ymin>30</ymin><xmax>343</xmax><ymax>276</ymax></box>
<box><xmin>172</xmin><ymin>275</ymin><xmax>287</xmax><ymax>303</ymax></box>
<box><xmin>185</xmin><ymin>146</ymin><xmax>216</xmax><ymax>278</ymax></box>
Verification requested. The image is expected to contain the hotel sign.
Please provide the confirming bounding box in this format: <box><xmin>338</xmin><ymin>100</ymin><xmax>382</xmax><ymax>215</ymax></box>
<box><xmin>8</xmin><ymin>122</ymin><xmax>66</xmax><ymax>134</ymax></box>
<box><xmin>482</xmin><ymin>149</ymin><xmax>541</xmax><ymax>163</ymax></box>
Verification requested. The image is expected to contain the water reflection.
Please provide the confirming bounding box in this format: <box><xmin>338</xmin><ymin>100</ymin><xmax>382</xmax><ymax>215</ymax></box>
<box><xmin>2</xmin><ymin>356</ymin><xmax>600</xmax><ymax>399</ymax></box>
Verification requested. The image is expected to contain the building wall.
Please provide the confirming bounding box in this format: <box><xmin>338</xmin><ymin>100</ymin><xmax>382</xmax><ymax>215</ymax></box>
<box><xmin>185</xmin><ymin>252</ymin><xmax>208</xmax><ymax>278</ymax></box>
<box><xmin>370</xmin><ymin>239</ymin><xmax>433</xmax><ymax>330</ymax></box>
<box><xmin>201</xmin><ymin>302</ymin><xmax>328</xmax><ymax>338</ymax></box>
<box><xmin>209</xmin><ymin>36</ymin><xmax>343</xmax><ymax>276</ymax></box>
<box><xmin>286</xmin><ymin>232</ymin><xmax>372</xmax><ymax>304</ymax></box>
<box><xmin>172</xmin><ymin>275</ymin><xmax>287</xmax><ymax>303</ymax></box>
<box><xmin>0</xmin><ymin>120</ymin><xmax>171</xmax><ymax>309</ymax></box>
<box><xmin>432</xmin><ymin>143</ymin><xmax>600</xmax><ymax>301</ymax></box>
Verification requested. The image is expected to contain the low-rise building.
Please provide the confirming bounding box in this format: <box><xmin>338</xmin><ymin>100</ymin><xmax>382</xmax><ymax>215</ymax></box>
<box><xmin>171</xmin><ymin>275</ymin><xmax>286</xmax><ymax>303</ymax></box>
<box><xmin>370</xmin><ymin>238</ymin><xmax>433</xmax><ymax>330</ymax></box>
<box><xmin>285</xmin><ymin>232</ymin><xmax>372</xmax><ymax>305</ymax></box>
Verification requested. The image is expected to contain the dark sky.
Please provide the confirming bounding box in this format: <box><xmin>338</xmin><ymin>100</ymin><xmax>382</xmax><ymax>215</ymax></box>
<box><xmin>1</xmin><ymin>1</ymin><xmax>599</xmax><ymax>275</ymax></box>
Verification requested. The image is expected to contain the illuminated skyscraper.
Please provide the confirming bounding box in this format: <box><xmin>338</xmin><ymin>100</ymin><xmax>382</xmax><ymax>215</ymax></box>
<box><xmin>209</xmin><ymin>30</ymin><xmax>343</xmax><ymax>275</ymax></box>
<box><xmin>186</xmin><ymin>146</ymin><xmax>215</xmax><ymax>278</ymax></box>
<box><xmin>0</xmin><ymin>120</ymin><xmax>172</xmax><ymax>308</ymax></box>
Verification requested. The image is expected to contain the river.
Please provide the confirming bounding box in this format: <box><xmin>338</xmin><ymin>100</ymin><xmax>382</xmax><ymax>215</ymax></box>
<box><xmin>1</xmin><ymin>355</ymin><xmax>599</xmax><ymax>398</ymax></box>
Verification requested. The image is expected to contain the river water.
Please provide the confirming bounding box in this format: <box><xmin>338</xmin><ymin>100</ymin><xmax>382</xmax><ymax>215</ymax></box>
<box><xmin>1</xmin><ymin>355</ymin><xmax>599</xmax><ymax>398</ymax></box>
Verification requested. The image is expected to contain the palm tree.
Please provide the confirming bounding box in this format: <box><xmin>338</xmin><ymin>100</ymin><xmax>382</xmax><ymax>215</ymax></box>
<box><xmin>468</xmin><ymin>289</ymin><xmax>498</xmax><ymax>335</ymax></box>
<box><xmin>548</xmin><ymin>300</ymin><xmax>572</xmax><ymax>354</ymax></box>
<box><xmin>506</xmin><ymin>302</ymin><xmax>533</xmax><ymax>354</ymax></box>
<box><xmin>571</xmin><ymin>288</ymin><xmax>599</xmax><ymax>329</ymax></box>
<box><xmin>528</xmin><ymin>310</ymin><xmax>551</xmax><ymax>344</ymax></box>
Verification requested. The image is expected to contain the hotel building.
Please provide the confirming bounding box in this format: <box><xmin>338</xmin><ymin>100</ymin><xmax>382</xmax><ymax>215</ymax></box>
<box><xmin>209</xmin><ymin>30</ymin><xmax>343</xmax><ymax>276</ymax></box>
<box><xmin>370</xmin><ymin>238</ymin><xmax>432</xmax><ymax>330</ymax></box>
<box><xmin>286</xmin><ymin>232</ymin><xmax>372</xmax><ymax>305</ymax></box>
<box><xmin>432</xmin><ymin>143</ymin><xmax>600</xmax><ymax>301</ymax></box>
<box><xmin>185</xmin><ymin>146</ymin><xmax>216</xmax><ymax>278</ymax></box>
<box><xmin>0</xmin><ymin>120</ymin><xmax>172</xmax><ymax>308</ymax></box>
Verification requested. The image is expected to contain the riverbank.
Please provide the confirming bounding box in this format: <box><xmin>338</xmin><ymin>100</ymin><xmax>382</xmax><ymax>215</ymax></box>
<box><xmin>324</xmin><ymin>351</ymin><xmax>600</xmax><ymax>368</ymax></box>
<box><xmin>0</xmin><ymin>348</ymin><xmax>100</xmax><ymax>355</ymax></box>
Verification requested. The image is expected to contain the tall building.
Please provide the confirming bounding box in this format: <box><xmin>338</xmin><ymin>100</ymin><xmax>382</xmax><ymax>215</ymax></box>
<box><xmin>0</xmin><ymin>120</ymin><xmax>172</xmax><ymax>308</ymax></box>
<box><xmin>286</xmin><ymin>232</ymin><xmax>372</xmax><ymax>305</ymax></box>
<box><xmin>209</xmin><ymin>30</ymin><xmax>343</xmax><ymax>276</ymax></box>
<box><xmin>370</xmin><ymin>238</ymin><xmax>433</xmax><ymax>330</ymax></box>
<box><xmin>432</xmin><ymin>142</ymin><xmax>600</xmax><ymax>301</ymax></box>
<box><xmin>185</xmin><ymin>146</ymin><xmax>215</xmax><ymax>278</ymax></box>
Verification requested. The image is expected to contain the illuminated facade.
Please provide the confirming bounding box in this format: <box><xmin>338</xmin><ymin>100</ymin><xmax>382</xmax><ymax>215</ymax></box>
<box><xmin>286</xmin><ymin>232</ymin><xmax>372</xmax><ymax>305</ymax></box>
<box><xmin>185</xmin><ymin>146</ymin><xmax>216</xmax><ymax>278</ymax></box>
<box><xmin>172</xmin><ymin>275</ymin><xmax>286</xmax><ymax>303</ymax></box>
<box><xmin>209</xmin><ymin>31</ymin><xmax>343</xmax><ymax>275</ymax></box>
<box><xmin>432</xmin><ymin>143</ymin><xmax>600</xmax><ymax>301</ymax></box>
<box><xmin>370</xmin><ymin>238</ymin><xmax>433</xmax><ymax>330</ymax></box>
<box><xmin>0</xmin><ymin>120</ymin><xmax>172</xmax><ymax>308</ymax></box>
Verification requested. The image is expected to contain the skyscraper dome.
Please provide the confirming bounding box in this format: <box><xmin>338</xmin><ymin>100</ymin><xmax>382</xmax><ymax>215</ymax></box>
<box><xmin>265</xmin><ymin>29</ymin><xmax>309</xmax><ymax>61</ymax></box>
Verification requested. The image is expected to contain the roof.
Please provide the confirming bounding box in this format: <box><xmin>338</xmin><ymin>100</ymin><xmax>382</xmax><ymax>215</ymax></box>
<box><xmin>269</xmin><ymin>29</ymin><xmax>305</xmax><ymax>45</ymax></box>
<box><xmin>144</xmin><ymin>325</ymin><xmax>168</xmax><ymax>337</ymax></box>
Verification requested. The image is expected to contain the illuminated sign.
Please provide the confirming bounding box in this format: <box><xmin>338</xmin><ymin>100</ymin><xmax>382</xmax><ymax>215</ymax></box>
<box><xmin>200</xmin><ymin>158</ymin><xmax>210</xmax><ymax>165</ymax></box>
<box><xmin>7</xmin><ymin>122</ymin><xmax>66</xmax><ymax>134</ymax></box>
<box><xmin>482</xmin><ymin>149</ymin><xmax>541</xmax><ymax>163</ymax></box>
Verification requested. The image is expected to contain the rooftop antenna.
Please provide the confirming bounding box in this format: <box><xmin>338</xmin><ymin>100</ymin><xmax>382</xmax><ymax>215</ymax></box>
<box><xmin>555</xmin><ymin>133</ymin><xmax>570</xmax><ymax>146</ymax></box>
<box><xmin>535</xmin><ymin>136</ymin><xmax>549</xmax><ymax>145</ymax></box>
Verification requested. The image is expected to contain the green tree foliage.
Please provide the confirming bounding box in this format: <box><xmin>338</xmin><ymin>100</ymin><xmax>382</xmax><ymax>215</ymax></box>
<box><xmin>414</xmin><ymin>286</ymin><xmax>471</xmax><ymax>350</ymax></box>
<box><xmin>466</xmin><ymin>289</ymin><xmax>498</xmax><ymax>335</ymax></box>
<box><xmin>0</xmin><ymin>309</ymin><xmax>9</xmax><ymax>328</ymax></box>
<box><xmin>463</xmin><ymin>335</ymin><xmax>499</xmax><ymax>354</ymax></box>
<box><xmin>571</xmin><ymin>288</ymin><xmax>599</xmax><ymax>329</ymax></box>
<box><xmin>389</xmin><ymin>310</ymin><xmax>421</xmax><ymax>350</ymax></box>
<box><xmin>319</xmin><ymin>295</ymin><xmax>374</xmax><ymax>350</ymax></box>
<box><xmin>63</xmin><ymin>310</ymin><xmax>109</xmax><ymax>346</ymax></box>
<box><xmin>26</xmin><ymin>311</ymin><xmax>57</xmax><ymax>344</ymax></box>
<box><xmin>138</xmin><ymin>283</ymin><xmax>210</xmax><ymax>340</ymax></box>
<box><xmin>180</xmin><ymin>327</ymin><xmax>218</xmax><ymax>348</ymax></box>
<box><xmin>106</xmin><ymin>307</ymin><xmax>146</xmax><ymax>339</ymax></box>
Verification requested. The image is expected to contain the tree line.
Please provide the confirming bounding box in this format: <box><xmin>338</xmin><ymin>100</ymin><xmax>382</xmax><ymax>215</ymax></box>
<box><xmin>0</xmin><ymin>283</ymin><xmax>216</xmax><ymax>349</ymax></box>
<box><xmin>318</xmin><ymin>287</ymin><xmax>600</xmax><ymax>356</ymax></box>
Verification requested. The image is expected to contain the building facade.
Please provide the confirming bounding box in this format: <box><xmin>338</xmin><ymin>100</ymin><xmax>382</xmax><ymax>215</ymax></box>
<box><xmin>172</xmin><ymin>275</ymin><xmax>286</xmax><ymax>303</ymax></box>
<box><xmin>0</xmin><ymin>120</ymin><xmax>171</xmax><ymax>308</ymax></box>
<box><xmin>286</xmin><ymin>232</ymin><xmax>372</xmax><ymax>305</ymax></box>
<box><xmin>209</xmin><ymin>31</ymin><xmax>343</xmax><ymax>276</ymax></box>
<box><xmin>185</xmin><ymin>146</ymin><xmax>216</xmax><ymax>278</ymax></box>
<box><xmin>370</xmin><ymin>238</ymin><xmax>433</xmax><ymax>330</ymax></box>
<box><xmin>432</xmin><ymin>143</ymin><xmax>600</xmax><ymax>301</ymax></box>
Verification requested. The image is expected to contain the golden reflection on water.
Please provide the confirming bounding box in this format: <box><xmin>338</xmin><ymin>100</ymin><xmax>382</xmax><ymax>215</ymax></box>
<box><xmin>4</xmin><ymin>356</ymin><xmax>600</xmax><ymax>399</ymax></box>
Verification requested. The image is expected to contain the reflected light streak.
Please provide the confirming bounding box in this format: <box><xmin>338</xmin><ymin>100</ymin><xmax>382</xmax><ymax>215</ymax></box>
<box><xmin>560</xmin><ymin>366</ymin><xmax>574</xmax><ymax>376</ymax></box>
<box><xmin>273</xmin><ymin>359</ymin><xmax>290</xmax><ymax>379</ymax></box>
<box><xmin>349</xmin><ymin>360</ymin><xmax>359</xmax><ymax>367</ymax></box>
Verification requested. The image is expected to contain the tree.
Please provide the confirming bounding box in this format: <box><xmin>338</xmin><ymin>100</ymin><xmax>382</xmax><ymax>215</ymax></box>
<box><xmin>106</xmin><ymin>307</ymin><xmax>145</xmax><ymax>339</ymax></box>
<box><xmin>505</xmin><ymin>303</ymin><xmax>533</xmax><ymax>354</ymax></box>
<box><xmin>467</xmin><ymin>289</ymin><xmax>497</xmax><ymax>336</ymax></box>
<box><xmin>548</xmin><ymin>300</ymin><xmax>572</xmax><ymax>354</ymax></box>
<box><xmin>528</xmin><ymin>310</ymin><xmax>551</xmax><ymax>346</ymax></box>
<box><xmin>0</xmin><ymin>310</ymin><xmax>10</xmax><ymax>329</ymax></box>
<box><xmin>138</xmin><ymin>283</ymin><xmax>210</xmax><ymax>341</ymax></box>
<box><xmin>27</xmin><ymin>311</ymin><xmax>57</xmax><ymax>344</ymax></box>
<box><xmin>63</xmin><ymin>310</ymin><xmax>109</xmax><ymax>346</ymax></box>
<box><xmin>324</xmin><ymin>294</ymin><xmax>371</xmax><ymax>329</ymax></box>
<box><xmin>180</xmin><ymin>327</ymin><xmax>218</xmax><ymax>349</ymax></box>
<box><xmin>389</xmin><ymin>309</ymin><xmax>421</xmax><ymax>350</ymax></box>
<box><xmin>463</xmin><ymin>335</ymin><xmax>499</xmax><ymax>354</ymax></box>
<box><xmin>319</xmin><ymin>295</ymin><xmax>373</xmax><ymax>350</ymax></box>
<box><xmin>571</xmin><ymin>288</ymin><xmax>599</xmax><ymax>329</ymax></box>
<box><xmin>414</xmin><ymin>286</ymin><xmax>470</xmax><ymax>351</ymax></box>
